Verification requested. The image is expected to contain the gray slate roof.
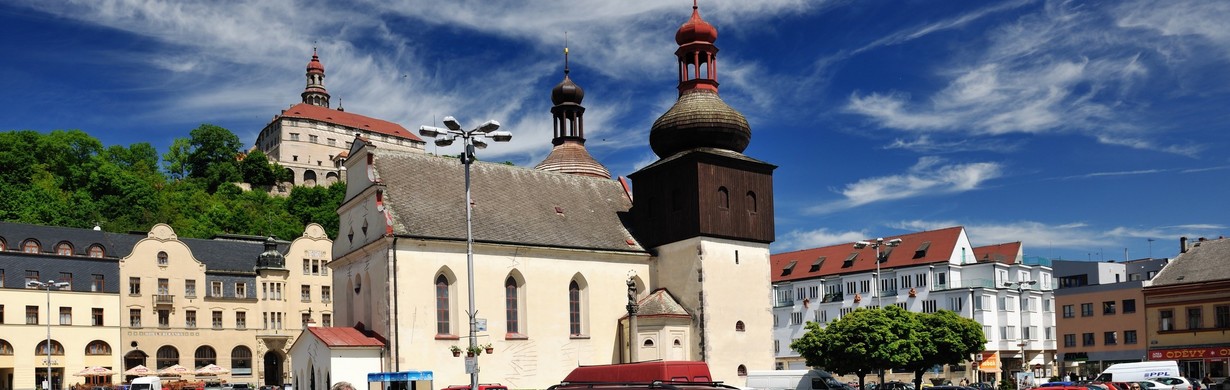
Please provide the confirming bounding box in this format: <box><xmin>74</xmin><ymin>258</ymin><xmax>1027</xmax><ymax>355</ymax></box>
<box><xmin>0</xmin><ymin>221</ymin><xmax>140</xmax><ymax>258</ymax></box>
<box><xmin>373</xmin><ymin>150</ymin><xmax>647</xmax><ymax>253</ymax></box>
<box><xmin>181</xmin><ymin>236</ymin><xmax>289</xmax><ymax>274</ymax></box>
<box><xmin>1150</xmin><ymin>237</ymin><xmax>1230</xmax><ymax>286</ymax></box>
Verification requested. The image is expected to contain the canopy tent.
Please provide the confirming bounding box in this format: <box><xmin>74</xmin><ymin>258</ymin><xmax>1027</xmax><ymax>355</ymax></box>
<box><xmin>195</xmin><ymin>364</ymin><xmax>230</xmax><ymax>376</ymax></box>
<box><xmin>75</xmin><ymin>367</ymin><xmax>118</xmax><ymax>377</ymax></box>
<box><xmin>124</xmin><ymin>365</ymin><xmax>155</xmax><ymax>376</ymax></box>
<box><xmin>158</xmin><ymin>364</ymin><xmax>192</xmax><ymax>377</ymax></box>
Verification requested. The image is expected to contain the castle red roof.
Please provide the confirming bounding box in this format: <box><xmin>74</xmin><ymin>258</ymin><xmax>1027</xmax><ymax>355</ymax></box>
<box><xmin>770</xmin><ymin>226</ymin><xmax>966</xmax><ymax>283</ymax></box>
<box><xmin>278</xmin><ymin>103</ymin><xmax>423</xmax><ymax>143</ymax></box>
<box><xmin>305</xmin><ymin>326</ymin><xmax>385</xmax><ymax>348</ymax></box>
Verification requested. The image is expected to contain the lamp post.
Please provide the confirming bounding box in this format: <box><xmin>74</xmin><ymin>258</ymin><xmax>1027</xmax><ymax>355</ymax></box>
<box><xmin>419</xmin><ymin>116</ymin><xmax>512</xmax><ymax>390</ymax></box>
<box><xmin>1004</xmin><ymin>280</ymin><xmax>1037</xmax><ymax>386</ymax></box>
<box><xmin>28</xmin><ymin>280</ymin><xmax>71</xmax><ymax>390</ymax></box>
<box><xmin>853</xmin><ymin>238</ymin><xmax>902</xmax><ymax>307</ymax></box>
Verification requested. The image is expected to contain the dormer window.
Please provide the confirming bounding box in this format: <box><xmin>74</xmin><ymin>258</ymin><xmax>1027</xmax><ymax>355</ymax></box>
<box><xmin>914</xmin><ymin>241</ymin><xmax>931</xmax><ymax>259</ymax></box>
<box><xmin>22</xmin><ymin>240</ymin><xmax>40</xmax><ymax>253</ymax></box>
<box><xmin>841</xmin><ymin>252</ymin><xmax>858</xmax><ymax>268</ymax></box>
<box><xmin>810</xmin><ymin>257</ymin><xmax>826</xmax><ymax>272</ymax></box>
<box><xmin>780</xmin><ymin>261</ymin><xmax>797</xmax><ymax>276</ymax></box>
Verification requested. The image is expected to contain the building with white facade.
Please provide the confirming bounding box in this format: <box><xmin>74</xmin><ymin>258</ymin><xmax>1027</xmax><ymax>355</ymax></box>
<box><xmin>769</xmin><ymin>226</ymin><xmax>1057</xmax><ymax>384</ymax></box>
<box><xmin>252</xmin><ymin>49</ymin><xmax>426</xmax><ymax>188</ymax></box>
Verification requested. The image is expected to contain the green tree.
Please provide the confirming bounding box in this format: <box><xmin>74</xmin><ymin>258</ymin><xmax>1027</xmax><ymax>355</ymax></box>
<box><xmin>901</xmin><ymin>310</ymin><xmax>987</xmax><ymax>390</ymax></box>
<box><xmin>186</xmin><ymin>124</ymin><xmax>242</xmax><ymax>190</ymax></box>
<box><xmin>239</xmin><ymin>150</ymin><xmax>276</xmax><ymax>186</ymax></box>
<box><xmin>285</xmin><ymin>181</ymin><xmax>345</xmax><ymax>239</ymax></box>
<box><xmin>792</xmin><ymin>306</ymin><xmax>923</xmax><ymax>390</ymax></box>
<box><xmin>163</xmin><ymin>137</ymin><xmax>191</xmax><ymax>180</ymax></box>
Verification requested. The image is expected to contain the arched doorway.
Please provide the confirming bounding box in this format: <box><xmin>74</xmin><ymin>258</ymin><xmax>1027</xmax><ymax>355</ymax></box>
<box><xmin>263</xmin><ymin>351</ymin><xmax>284</xmax><ymax>386</ymax></box>
<box><xmin>303</xmin><ymin>170</ymin><xmax>317</xmax><ymax>186</ymax></box>
<box><xmin>124</xmin><ymin>350</ymin><xmax>148</xmax><ymax>382</ymax></box>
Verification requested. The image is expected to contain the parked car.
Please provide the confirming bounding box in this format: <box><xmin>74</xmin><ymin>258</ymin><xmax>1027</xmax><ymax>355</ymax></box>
<box><xmin>1155</xmin><ymin>378</ymin><xmax>1193</xmax><ymax>390</ymax></box>
<box><xmin>1135</xmin><ymin>380</ymin><xmax>1172</xmax><ymax>390</ymax></box>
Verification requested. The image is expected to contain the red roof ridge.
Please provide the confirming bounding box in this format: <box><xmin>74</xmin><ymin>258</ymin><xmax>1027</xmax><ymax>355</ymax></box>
<box><xmin>305</xmin><ymin>326</ymin><xmax>385</xmax><ymax>348</ymax></box>
<box><xmin>277</xmin><ymin>103</ymin><xmax>423</xmax><ymax>143</ymax></box>
<box><xmin>771</xmin><ymin>226</ymin><xmax>967</xmax><ymax>282</ymax></box>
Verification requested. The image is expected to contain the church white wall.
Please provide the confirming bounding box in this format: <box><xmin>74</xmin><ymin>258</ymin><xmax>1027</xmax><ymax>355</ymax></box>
<box><xmin>652</xmin><ymin>237</ymin><xmax>774</xmax><ymax>387</ymax></box>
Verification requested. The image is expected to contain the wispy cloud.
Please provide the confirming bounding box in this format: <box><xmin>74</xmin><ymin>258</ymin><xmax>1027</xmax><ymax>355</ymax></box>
<box><xmin>841</xmin><ymin>0</ymin><xmax>1229</xmax><ymax>156</ymax></box>
<box><xmin>807</xmin><ymin>157</ymin><xmax>1003</xmax><ymax>214</ymax></box>
<box><xmin>775</xmin><ymin>227</ymin><xmax>870</xmax><ymax>252</ymax></box>
<box><xmin>1058</xmin><ymin>169</ymin><xmax>1164</xmax><ymax>180</ymax></box>
<box><xmin>884</xmin><ymin>134</ymin><xmax>1023</xmax><ymax>154</ymax></box>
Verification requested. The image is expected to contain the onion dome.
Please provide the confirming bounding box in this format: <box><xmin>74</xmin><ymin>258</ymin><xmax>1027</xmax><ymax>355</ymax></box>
<box><xmin>255</xmin><ymin>237</ymin><xmax>285</xmax><ymax>270</ymax></box>
<box><xmin>535</xmin><ymin>139</ymin><xmax>611</xmax><ymax>179</ymax></box>
<box><xmin>675</xmin><ymin>3</ymin><xmax>718</xmax><ymax>45</ymax></box>
<box><xmin>649</xmin><ymin>89</ymin><xmax>750</xmax><ymax>158</ymax></box>
<box><xmin>307</xmin><ymin>48</ymin><xmax>325</xmax><ymax>73</ymax></box>
<box><xmin>552</xmin><ymin>73</ymin><xmax>585</xmax><ymax>105</ymax></box>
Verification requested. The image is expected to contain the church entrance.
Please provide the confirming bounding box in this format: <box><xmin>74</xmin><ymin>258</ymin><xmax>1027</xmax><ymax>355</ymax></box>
<box><xmin>263</xmin><ymin>351</ymin><xmax>283</xmax><ymax>386</ymax></box>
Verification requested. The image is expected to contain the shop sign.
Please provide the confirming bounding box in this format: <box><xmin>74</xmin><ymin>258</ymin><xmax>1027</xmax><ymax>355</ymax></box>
<box><xmin>1148</xmin><ymin>347</ymin><xmax>1230</xmax><ymax>360</ymax></box>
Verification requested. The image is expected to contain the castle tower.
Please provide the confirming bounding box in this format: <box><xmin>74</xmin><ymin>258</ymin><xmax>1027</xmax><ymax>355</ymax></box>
<box><xmin>302</xmin><ymin>48</ymin><xmax>330</xmax><ymax>108</ymax></box>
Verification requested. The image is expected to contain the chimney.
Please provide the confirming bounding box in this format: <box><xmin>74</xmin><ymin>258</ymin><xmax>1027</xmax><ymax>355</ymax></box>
<box><xmin>1180</xmin><ymin>237</ymin><xmax>1188</xmax><ymax>254</ymax></box>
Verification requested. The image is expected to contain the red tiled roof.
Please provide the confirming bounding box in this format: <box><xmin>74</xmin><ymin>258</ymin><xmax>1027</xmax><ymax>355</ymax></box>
<box><xmin>972</xmin><ymin>242</ymin><xmax>1021</xmax><ymax>264</ymax></box>
<box><xmin>279</xmin><ymin>103</ymin><xmax>423</xmax><ymax>143</ymax></box>
<box><xmin>306</xmin><ymin>326</ymin><xmax>385</xmax><ymax>348</ymax></box>
<box><xmin>771</xmin><ymin>226</ymin><xmax>965</xmax><ymax>283</ymax></box>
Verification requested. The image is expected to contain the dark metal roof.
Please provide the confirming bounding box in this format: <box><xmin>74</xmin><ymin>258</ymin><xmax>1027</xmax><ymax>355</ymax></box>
<box><xmin>372</xmin><ymin>150</ymin><xmax>647</xmax><ymax>253</ymax></box>
<box><xmin>0</xmin><ymin>221</ymin><xmax>140</xmax><ymax>258</ymax></box>
<box><xmin>180</xmin><ymin>236</ymin><xmax>289</xmax><ymax>273</ymax></box>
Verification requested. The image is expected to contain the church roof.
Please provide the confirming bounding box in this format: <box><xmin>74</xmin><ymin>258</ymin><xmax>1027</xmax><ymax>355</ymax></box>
<box><xmin>278</xmin><ymin>103</ymin><xmax>423</xmax><ymax>143</ymax></box>
<box><xmin>373</xmin><ymin>150</ymin><xmax>646</xmax><ymax>253</ymax></box>
<box><xmin>305</xmin><ymin>326</ymin><xmax>385</xmax><ymax>348</ymax></box>
<box><xmin>535</xmin><ymin>140</ymin><xmax>611</xmax><ymax>179</ymax></box>
<box><xmin>770</xmin><ymin>226</ymin><xmax>966</xmax><ymax>282</ymax></box>
<box><xmin>633</xmin><ymin>288</ymin><xmax>690</xmax><ymax>318</ymax></box>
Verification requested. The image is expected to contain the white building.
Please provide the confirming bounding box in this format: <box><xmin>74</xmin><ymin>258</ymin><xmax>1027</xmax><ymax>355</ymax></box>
<box><xmin>769</xmin><ymin>226</ymin><xmax>1057</xmax><ymax>383</ymax></box>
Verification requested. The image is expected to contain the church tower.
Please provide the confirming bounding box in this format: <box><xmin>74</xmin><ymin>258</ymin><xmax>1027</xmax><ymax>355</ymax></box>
<box><xmin>631</xmin><ymin>2</ymin><xmax>775</xmax><ymax>383</ymax></box>
<box><xmin>302</xmin><ymin>48</ymin><xmax>331</xmax><ymax>108</ymax></box>
<box><xmin>534</xmin><ymin>47</ymin><xmax>611</xmax><ymax>178</ymax></box>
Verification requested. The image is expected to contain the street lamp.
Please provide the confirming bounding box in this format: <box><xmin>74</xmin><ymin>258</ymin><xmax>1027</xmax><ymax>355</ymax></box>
<box><xmin>419</xmin><ymin>116</ymin><xmax>511</xmax><ymax>390</ymax></box>
<box><xmin>1004</xmin><ymin>280</ymin><xmax>1038</xmax><ymax>383</ymax></box>
<box><xmin>28</xmin><ymin>280</ymin><xmax>71</xmax><ymax>390</ymax></box>
<box><xmin>853</xmin><ymin>238</ymin><xmax>902</xmax><ymax>307</ymax></box>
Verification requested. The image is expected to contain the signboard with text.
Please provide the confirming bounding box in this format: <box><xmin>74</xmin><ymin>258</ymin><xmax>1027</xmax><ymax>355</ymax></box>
<box><xmin>1149</xmin><ymin>347</ymin><xmax>1230</xmax><ymax>360</ymax></box>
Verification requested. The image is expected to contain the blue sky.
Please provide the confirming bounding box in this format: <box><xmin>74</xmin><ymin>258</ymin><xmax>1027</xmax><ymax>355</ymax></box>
<box><xmin>3</xmin><ymin>0</ymin><xmax>1228</xmax><ymax>261</ymax></box>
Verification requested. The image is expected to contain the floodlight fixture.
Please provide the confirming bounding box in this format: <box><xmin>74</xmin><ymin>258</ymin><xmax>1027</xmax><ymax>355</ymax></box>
<box><xmin>472</xmin><ymin>139</ymin><xmax>488</xmax><ymax>149</ymax></box>
<box><xmin>887</xmin><ymin>238</ymin><xmax>903</xmax><ymax>246</ymax></box>
<box><xmin>853</xmin><ymin>241</ymin><xmax>870</xmax><ymax>249</ymax></box>
<box><xmin>442</xmin><ymin>116</ymin><xmax>462</xmax><ymax>131</ymax></box>
<box><xmin>434</xmin><ymin>136</ymin><xmax>455</xmax><ymax>147</ymax></box>
<box><xmin>419</xmin><ymin>126</ymin><xmax>446</xmax><ymax>138</ymax></box>
<box><xmin>477</xmin><ymin>120</ymin><xmax>501</xmax><ymax>133</ymax></box>
<box><xmin>489</xmin><ymin>131</ymin><xmax>512</xmax><ymax>142</ymax></box>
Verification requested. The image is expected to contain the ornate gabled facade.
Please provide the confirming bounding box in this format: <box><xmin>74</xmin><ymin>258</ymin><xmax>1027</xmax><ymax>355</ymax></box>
<box><xmin>323</xmin><ymin>4</ymin><xmax>774</xmax><ymax>388</ymax></box>
<box><xmin>253</xmin><ymin>50</ymin><xmax>426</xmax><ymax>188</ymax></box>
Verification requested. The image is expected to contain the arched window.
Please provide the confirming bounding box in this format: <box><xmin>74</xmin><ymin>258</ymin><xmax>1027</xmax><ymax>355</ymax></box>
<box><xmin>735</xmin><ymin>321</ymin><xmax>746</xmax><ymax>332</ymax></box>
<box><xmin>436</xmin><ymin>275</ymin><xmax>450</xmax><ymax>335</ymax></box>
<box><xmin>195</xmin><ymin>346</ymin><xmax>217</xmax><ymax>368</ymax></box>
<box><xmin>23</xmin><ymin>239</ymin><xmax>40</xmax><ymax>253</ymax></box>
<box><xmin>354</xmin><ymin>274</ymin><xmax>362</xmax><ymax>294</ymax></box>
<box><xmin>505</xmin><ymin>276</ymin><xmax>521</xmax><ymax>336</ymax></box>
<box><xmin>157</xmin><ymin>251</ymin><xmax>169</xmax><ymax>265</ymax></box>
<box><xmin>569</xmin><ymin>279</ymin><xmax>586</xmax><ymax>336</ymax></box>
<box><xmin>643</xmin><ymin>339</ymin><xmax>655</xmax><ymax>347</ymax></box>
<box><xmin>673</xmin><ymin>339</ymin><xmax>682</xmax><ymax>347</ymax></box>
<box><xmin>36</xmin><ymin>340</ymin><xmax>65</xmax><ymax>355</ymax></box>
<box><xmin>86</xmin><ymin>340</ymin><xmax>112</xmax><ymax>355</ymax></box>
<box><xmin>717</xmin><ymin>187</ymin><xmax>729</xmax><ymax>209</ymax></box>
<box><xmin>746</xmin><ymin>191</ymin><xmax>758</xmax><ymax>213</ymax></box>
<box><xmin>56</xmin><ymin>242</ymin><xmax>73</xmax><ymax>256</ymax></box>
<box><xmin>737</xmin><ymin>365</ymin><xmax>748</xmax><ymax>377</ymax></box>
<box><xmin>304</xmin><ymin>170</ymin><xmax>318</xmax><ymax>185</ymax></box>
<box><xmin>0</xmin><ymin>340</ymin><xmax>13</xmax><ymax>355</ymax></box>
<box><xmin>156</xmin><ymin>345</ymin><xmax>179</xmax><ymax>369</ymax></box>
<box><xmin>231</xmin><ymin>346</ymin><xmax>252</xmax><ymax>375</ymax></box>
<box><xmin>88</xmin><ymin>244</ymin><xmax>105</xmax><ymax>258</ymax></box>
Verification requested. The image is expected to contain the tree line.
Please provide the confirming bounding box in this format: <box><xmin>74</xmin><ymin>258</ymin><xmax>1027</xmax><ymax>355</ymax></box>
<box><xmin>791</xmin><ymin>306</ymin><xmax>987</xmax><ymax>390</ymax></box>
<box><xmin>0</xmin><ymin>126</ymin><xmax>344</xmax><ymax>240</ymax></box>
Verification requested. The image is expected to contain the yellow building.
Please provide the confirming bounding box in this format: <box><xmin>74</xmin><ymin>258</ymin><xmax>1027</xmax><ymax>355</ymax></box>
<box><xmin>1143</xmin><ymin>237</ymin><xmax>1230</xmax><ymax>380</ymax></box>
<box><xmin>118</xmin><ymin>224</ymin><xmax>333</xmax><ymax>387</ymax></box>
<box><xmin>1</xmin><ymin>223</ymin><xmax>130</xmax><ymax>390</ymax></box>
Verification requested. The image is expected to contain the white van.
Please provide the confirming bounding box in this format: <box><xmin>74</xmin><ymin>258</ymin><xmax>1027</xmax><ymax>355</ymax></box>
<box><xmin>130</xmin><ymin>377</ymin><xmax>162</xmax><ymax>390</ymax></box>
<box><xmin>746</xmin><ymin>370</ymin><xmax>850</xmax><ymax>390</ymax></box>
<box><xmin>1095</xmin><ymin>361</ymin><xmax>1181</xmax><ymax>382</ymax></box>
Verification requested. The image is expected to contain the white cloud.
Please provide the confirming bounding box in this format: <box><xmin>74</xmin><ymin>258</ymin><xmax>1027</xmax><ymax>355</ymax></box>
<box><xmin>775</xmin><ymin>227</ymin><xmax>870</xmax><ymax>252</ymax></box>
<box><xmin>884</xmin><ymin>134</ymin><xmax>1023</xmax><ymax>154</ymax></box>
<box><xmin>808</xmin><ymin>157</ymin><xmax>1003</xmax><ymax>214</ymax></box>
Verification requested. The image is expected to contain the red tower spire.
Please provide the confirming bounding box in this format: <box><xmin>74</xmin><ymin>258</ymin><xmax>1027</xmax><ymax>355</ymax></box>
<box><xmin>673</xmin><ymin>0</ymin><xmax>719</xmax><ymax>95</ymax></box>
<box><xmin>302</xmin><ymin>48</ymin><xmax>331</xmax><ymax>108</ymax></box>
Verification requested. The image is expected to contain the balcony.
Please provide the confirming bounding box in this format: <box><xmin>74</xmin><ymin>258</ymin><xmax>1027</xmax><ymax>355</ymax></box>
<box><xmin>152</xmin><ymin>294</ymin><xmax>175</xmax><ymax>306</ymax></box>
<box><xmin>821</xmin><ymin>293</ymin><xmax>844</xmax><ymax>303</ymax></box>
<box><xmin>774</xmin><ymin>298</ymin><xmax>795</xmax><ymax>308</ymax></box>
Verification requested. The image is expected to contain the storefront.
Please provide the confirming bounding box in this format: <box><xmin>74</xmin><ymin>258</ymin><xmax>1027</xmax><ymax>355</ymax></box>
<box><xmin>1149</xmin><ymin>347</ymin><xmax>1230</xmax><ymax>379</ymax></box>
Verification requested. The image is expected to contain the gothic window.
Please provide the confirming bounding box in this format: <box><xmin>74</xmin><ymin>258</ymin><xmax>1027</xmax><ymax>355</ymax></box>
<box><xmin>717</xmin><ymin>187</ymin><xmax>729</xmax><ymax>209</ymax></box>
<box><xmin>569</xmin><ymin>277</ymin><xmax>588</xmax><ymax>337</ymax></box>
<box><xmin>746</xmin><ymin>191</ymin><xmax>758</xmax><ymax>213</ymax></box>
<box><xmin>436</xmin><ymin>274</ymin><xmax>451</xmax><ymax>335</ymax></box>
<box><xmin>505</xmin><ymin>276</ymin><xmax>521</xmax><ymax>336</ymax></box>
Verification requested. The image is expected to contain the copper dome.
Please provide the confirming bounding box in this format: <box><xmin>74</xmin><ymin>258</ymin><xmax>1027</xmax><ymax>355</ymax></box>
<box><xmin>675</xmin><ymin>5</ymin><xmax>718</xmax><ymax>45</ymax></box>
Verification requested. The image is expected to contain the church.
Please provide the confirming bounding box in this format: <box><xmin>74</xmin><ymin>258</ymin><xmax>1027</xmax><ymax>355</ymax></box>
<box><xmin>299</xmin><ymin>4</ymin><xmax>776</xmax><ymax>389</ymax></box>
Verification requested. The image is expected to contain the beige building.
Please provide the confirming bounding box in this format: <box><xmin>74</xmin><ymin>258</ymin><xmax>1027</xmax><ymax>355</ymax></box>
<box><xmin>1143</xmin><ymin>237</ymin><xmax>1230</xmax><ymax>380</ymax></box>
<box><xmin>252</xmin><ymin>49</ymin><xmax>426</xmax><ymax>187</ymax></box>
<box><xmin>313</xmin><ymin>4</ymin><xmax>776</xmax><ymax>389</ymax></box>
<box><xmin>117</xmin><ymin>224</ymin><xmax>334</xmax><ymax>387</ymax></box>
<box><xmin>1</xmin><ymin>223</ymin><xmax>132</xmax><ymax>390</ymax></box>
